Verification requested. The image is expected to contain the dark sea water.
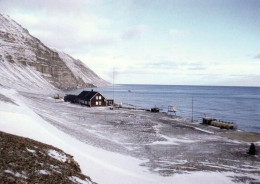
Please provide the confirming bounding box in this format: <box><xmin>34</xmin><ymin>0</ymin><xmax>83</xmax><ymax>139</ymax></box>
<box><xmin>71</xmin><ymin>84</ymin><xmax>260</xmax><ymax>133</ymax></box>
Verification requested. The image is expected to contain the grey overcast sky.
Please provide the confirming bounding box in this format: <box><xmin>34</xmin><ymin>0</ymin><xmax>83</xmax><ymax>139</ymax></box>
<box><xmin>1</xmin><ymin>0</ymin><xmax>260</xmax><ymax>86</ymax></box>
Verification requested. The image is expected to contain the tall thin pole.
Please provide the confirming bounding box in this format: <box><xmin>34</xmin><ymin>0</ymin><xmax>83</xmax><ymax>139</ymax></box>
<box><xmin>128</xmin><ymin>90</ymin><xmax>129</xmax><ymax>106</ymax></box>
<box><xmin>134</xmin><ymin>91</ymin><xmax>136</xmax><ymax>110</ymax></box>
<box><xmin>191</xmin><ymin>96</ymin><xmax>194</xmax><ymax>122</ymax></box>
<box><xmin>113</xmin><ymin>67</ymin><xmax>114</xmax><ymax>105</ymax></box>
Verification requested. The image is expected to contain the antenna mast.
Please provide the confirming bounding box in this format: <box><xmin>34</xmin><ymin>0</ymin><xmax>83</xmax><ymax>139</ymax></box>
<box><xmin>191</xmin><ymin>96</ymin><xmax>194</xmax><ymax>122</ymax></box>
<box><xmin>113</xmin><ymin>67</ymin><xmax>115</xmax><ymax>105</ymax></box>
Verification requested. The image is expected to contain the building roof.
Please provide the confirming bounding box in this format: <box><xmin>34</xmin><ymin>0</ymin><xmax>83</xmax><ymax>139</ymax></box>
<box><xmin>64</xmin><ymin>94</ymin><xmax>77</xmax><ymax>102</ymax></box>
<box><xmin>78</xmin><ymin>90</ymin><xmax>100</xmax><ymax>101</ymax></box>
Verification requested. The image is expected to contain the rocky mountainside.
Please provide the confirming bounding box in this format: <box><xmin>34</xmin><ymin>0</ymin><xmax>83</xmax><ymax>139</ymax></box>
<box><xmin>0</xmin><ymin>14</ymin><xmax>109</xmax><ymax>92</ymax></box>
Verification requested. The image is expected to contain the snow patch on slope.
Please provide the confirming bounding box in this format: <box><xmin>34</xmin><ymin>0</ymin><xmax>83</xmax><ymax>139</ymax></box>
<box><xmin>48</xmin><ymin>149</ymin><xmax>67</xmax><ymax>162</ymax></box>
<box><xmin>0</xmin><ymin>61</ymin><xmax>58</xmax><ymax>94</ymax></box>
<box><xmin>0</xmin><ymin>14</ymin><xmax>31</xmax><ymax>40</ymax></box>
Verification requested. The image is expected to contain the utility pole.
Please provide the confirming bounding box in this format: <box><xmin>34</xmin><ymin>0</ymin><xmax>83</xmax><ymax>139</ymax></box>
<box><xmin>134</xmin><ymin>91</ymin><xmax>136</xmax><ymax>110</ymax></box>
<box><xmin>113</xmin><ymin>67</ymin><xmax>115</xmax><ymax>107</ymax></box>
<box><xmin>191</xmin><ymin>96</ymin><xmax>194</xmax><ymax>122</ymax></box>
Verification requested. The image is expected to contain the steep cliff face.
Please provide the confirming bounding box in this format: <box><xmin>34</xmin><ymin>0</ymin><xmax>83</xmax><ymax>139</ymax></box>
<box><xmin>0</xmin><ymin>14</ymin><xmax>109</xmax><ymax>92</ymax></box>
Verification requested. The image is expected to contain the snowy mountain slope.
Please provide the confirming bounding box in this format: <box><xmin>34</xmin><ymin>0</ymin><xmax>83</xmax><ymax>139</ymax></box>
<box><xmin>56</xmin><ymin>50</ymin><xmax>110</xmax><ymax>87</ymax></box>
<box><xmin>0</xmin><ymin>59</ymin><xmax>58</xmax><ymax>94</ymax></box>
<box><xmin>0</xmin><ymin>13</ymin><xmax>109</xmax><ymax>91</ymax></box>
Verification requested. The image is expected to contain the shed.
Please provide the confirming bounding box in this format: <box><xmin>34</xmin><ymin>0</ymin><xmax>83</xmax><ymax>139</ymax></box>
<box><xmin>202</xmin><ymin>118</ymin><xmax>216</xmax><ymax>125</ymax></box>
<box><xmin>151</xmin><ymin>107</ymin><xmax>160</xmax><ymax>113</ymax></box>
<box><xmin>64</xmin><ymin>95</ymin><xmax>77</xmax><ymax>103</ymax></box>
<box><xmin>106</xmin><ymin>99</ymin><xmax>114</xmax><ymax>106</ymax></box>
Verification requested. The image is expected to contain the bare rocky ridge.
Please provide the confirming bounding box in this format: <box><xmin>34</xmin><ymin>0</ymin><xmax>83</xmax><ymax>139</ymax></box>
<box><xmin>0</xmin><ymin>14</ymin><xmax>109</xmax><ymax>91</ymax></box>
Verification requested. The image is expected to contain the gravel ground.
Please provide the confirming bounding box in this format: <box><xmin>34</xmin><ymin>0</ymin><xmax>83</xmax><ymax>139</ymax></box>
<box><xmin>12</xmin><ymin>92</ymin><xmax>260</xmax><ymax>183</ymax></box>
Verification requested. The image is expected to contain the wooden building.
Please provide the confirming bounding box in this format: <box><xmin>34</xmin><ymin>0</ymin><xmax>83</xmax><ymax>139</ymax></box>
<box><xmin>106</xmin><ymin>99</ymin><xmax>114</xmax><ymax>106</ymax></box>
<box><xmin>64</xmin><ymin>94</ymin><xmax>77</xmax><ymax>103</ymax></box>
<box><xmin>77</xmin><ymin>90</ymin><xmax>106</xmax><ymax>107</ymax></box>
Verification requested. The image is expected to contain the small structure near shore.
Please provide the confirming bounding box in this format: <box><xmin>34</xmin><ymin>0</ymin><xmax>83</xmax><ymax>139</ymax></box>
<box><xmin>202</xmin><ymin>117</ymin><xmax>237</xmax><ymax>130</ymax></box>
<box><xmin>168</xmin><ymin>106</ymin><xmax>177</xmax><ymax>116</ymax></box>
<box><xmin>151</xmin><ymin>107</ymin><xmax>160</xmax><ymax>113</ymax></box>
<box><xmin>64</xmin><ymin>90</ymin><xmax>114</xmax><ymax>107</ymax></box>
<box><xmin>106</xmin><ymin>99</ymin><xmax>114</xmax><ymax>106</ymax></box>
<box><xmin>202</xmin><ymin>118</ymin><xmax>216</xmax><ymax>125</ymax></box>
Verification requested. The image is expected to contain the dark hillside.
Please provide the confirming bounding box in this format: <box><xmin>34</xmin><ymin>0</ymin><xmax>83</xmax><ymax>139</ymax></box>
<box><xmin>0</xmin><ymin>131</ymin><xmax>97</xmax><ymax>184</ymax></box>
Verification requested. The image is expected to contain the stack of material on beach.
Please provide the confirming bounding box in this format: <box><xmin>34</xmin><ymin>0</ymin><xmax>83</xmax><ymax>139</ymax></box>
<box><xmin>202</xmin><ymin>118</ymin><xmax>237</xmax><ymax>130</ymax></box>
<box><xmin>210</xmin><ymin>120</ymin><xmax>237</xmax><ymax>130</ymax></box>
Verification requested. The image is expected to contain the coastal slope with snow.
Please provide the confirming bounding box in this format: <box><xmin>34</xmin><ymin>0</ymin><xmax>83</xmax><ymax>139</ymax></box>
<box><xmin>0</xmin><ymin>14</ymin><xmax>109</xmax><ymax>92</ymax></box>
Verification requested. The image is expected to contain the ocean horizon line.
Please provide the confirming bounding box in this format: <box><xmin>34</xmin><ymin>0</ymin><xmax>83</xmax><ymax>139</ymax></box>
<box><xmin>115</xmin><ymin>84</ymin><xmax>260</xmax><ymax>88</ymax></box>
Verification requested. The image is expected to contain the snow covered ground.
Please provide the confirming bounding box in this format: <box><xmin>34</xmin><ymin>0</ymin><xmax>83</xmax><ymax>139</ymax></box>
<box><xmin>0</xmin><ymin>87</ymin><xmax>260</xmax><ymax>184</ymax></box>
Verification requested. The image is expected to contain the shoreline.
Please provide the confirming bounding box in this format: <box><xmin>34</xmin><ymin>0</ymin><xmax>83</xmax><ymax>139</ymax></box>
<box><xmin>117</xmin><ymin>104</ymin><xmax>260</xmax><ymax>142</ymax></box>
<box><xmin>67</xmin><ymin>85</ymin><xmax>260</xmax><ymax>134</ymax></box>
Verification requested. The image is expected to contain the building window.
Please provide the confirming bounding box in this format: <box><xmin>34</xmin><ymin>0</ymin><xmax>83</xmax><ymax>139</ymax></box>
<box><xmin>99</xmin><ymin>101</ymin><xmax>101</xmax><ymax>105</ymax></box>
<box><xmin>96</xmin><ymin>96</ymin><xmax>98</xmax><ymax>100</ymax></box>
<box><xmin>99</xmin><ymin>96</ymin><xmax>102</xmax><ymax>100</ymax></box>
<box><xmin>96</xmin><ymin>101</ymin><xmax>98</xmax><ymax>105</ymax></box>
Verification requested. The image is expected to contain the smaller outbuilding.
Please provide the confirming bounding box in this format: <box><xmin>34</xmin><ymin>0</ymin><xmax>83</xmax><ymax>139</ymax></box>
<box><xmin>202</xmin><ymin>118</ymin><xmax>216</xmax><ymax>125</ymax></box>
<box><xmin>64</xmin><ymin>95</ymin><xmax>78</xmax><ymax>103</ymax></box>
<box><xmin>151</xmin><ymin>107</ymin><xmax>159</xmax><ymax>113</ymax></box>
<box><xmin>106</xmin><ymin>99</ymin><xmax>114</xmax><ymax>106</ymax></box>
